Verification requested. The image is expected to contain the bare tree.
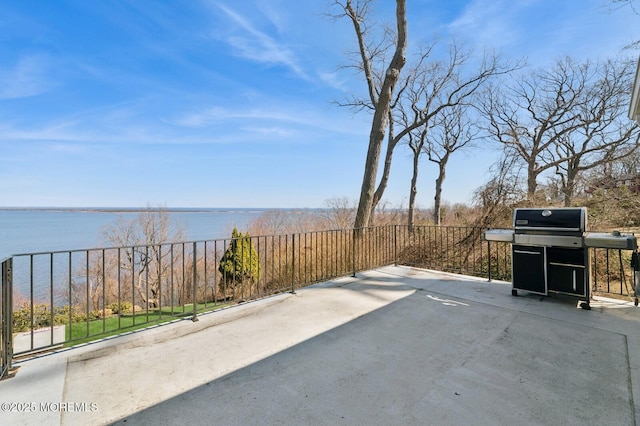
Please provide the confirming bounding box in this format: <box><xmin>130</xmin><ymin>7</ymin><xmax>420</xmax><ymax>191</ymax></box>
<box><xmin>551</xmin><ymin>58</ymin><xmax>640</xmax><ymax>205</ymax></box>
<box><xmin>101</xmin><ymin>208</ymin><xmax>185</xmax><ymax>308</ymax></box>
<box><xmin>330</xmin><ymin>0</ymin><xmax>408</xmax><ymax>229</ymax></box>
<box><xmin>331</xmin><ymin>0</ymin><xmax>520</xmax><ymax>227</ymax></box>
<box><xmin>370</xmin><ymin>46</ymin><xmax>432</xmax><ymax>216</ymax></box>
<box><xmin>609</xmin><ymin>0</ymin><xmax>640</xmax><ymax>13</ymax></box>
<box><xmin>248</xmin><ymin>210</ymin><xmax>295</xmax><ymax>235</ymax></box>
<box><xmin>482</xmin><ymin>57</ymin><xmax>639</xmax><ymax>205</ymax></box>
<box><xmin>472</xmin><ymin>150</ymin><xmax>525</xmax><ymax>228</ymax></box>
<box><xmin>389</xmin><ymin>43</ymin><xmax>514</xmax><ymax>227</ymax></box>
<box><xmin>606</xmin><ymin>0</ymin><xmax>640</xmax><ymax>49</ymax></box>
<box><xmin>614</xmin><ymin>146</ymin><xmax>640</xmax><ymax>177</ymax></box>
<box><xmin>581</xmin><ymin>147</ymin><xmax>640</xmax><ymax>227</ymax></box>
<box><xmin>426</xmin><ymin>104</ymin><xmax>478</xmax><ymax>224</ymax></box>
<box><xmin>406</xmin><ymin>127</ymin><xmax>425</xmax><ymax>229</ymax></box>
<box><xmin>323</xmin><ymin>197</ymin><xmax>356</xmax><ymax>229</ymax></box>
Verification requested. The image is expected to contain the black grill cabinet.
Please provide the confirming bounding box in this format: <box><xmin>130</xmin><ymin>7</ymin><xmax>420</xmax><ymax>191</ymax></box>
<box><xmin>484</xmin><ymin>207</ymin><xmax>637</xmax><ymax>310</ymax></box>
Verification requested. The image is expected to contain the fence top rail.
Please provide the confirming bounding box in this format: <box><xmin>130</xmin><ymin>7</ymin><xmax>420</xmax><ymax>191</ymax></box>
<box><xmin>4</xmin><ymin>224</ymin><xmax>492</xmax><ymax>259</ymax></box>
<box><xmin>6</xmin><ymin>230</ymin><xmax>352</xmax><ymax>258</ymax></box>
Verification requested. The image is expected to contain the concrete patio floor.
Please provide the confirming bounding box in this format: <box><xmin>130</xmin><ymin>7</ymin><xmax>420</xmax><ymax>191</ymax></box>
<box><xmin>1</xmin><ymin>265</ymin><xmax>640</xmax><ymax>425</ymax></box>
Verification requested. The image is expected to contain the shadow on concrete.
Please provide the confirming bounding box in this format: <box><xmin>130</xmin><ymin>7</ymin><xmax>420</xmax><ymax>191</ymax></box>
<box><xmin>112</xmin><ymin>275</ymin><xmax>634</xmax><ymax>425</ymax></box>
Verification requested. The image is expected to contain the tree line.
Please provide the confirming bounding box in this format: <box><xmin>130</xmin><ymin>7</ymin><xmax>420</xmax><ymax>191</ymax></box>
<box><xmin>330</xmin><ymin>0</ymin><xmax>640</xmax><ymax>230</ymax></box>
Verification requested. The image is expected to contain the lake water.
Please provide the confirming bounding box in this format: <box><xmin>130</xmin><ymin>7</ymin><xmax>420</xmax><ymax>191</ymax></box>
<box><xmin>0</xmin><ymin>208</ymin><xmax>278</xmax><ymax>260</ymax></box>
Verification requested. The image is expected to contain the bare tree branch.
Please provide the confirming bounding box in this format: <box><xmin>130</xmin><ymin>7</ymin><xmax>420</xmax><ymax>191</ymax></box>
<box><xmin>333</xmin><ymin>0</ymin><xmax>408</xmax><ymax>229</ymax></box>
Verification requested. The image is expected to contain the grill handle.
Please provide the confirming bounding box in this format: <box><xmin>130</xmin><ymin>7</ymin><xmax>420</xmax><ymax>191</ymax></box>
<box><xmin>515</xmin><ymin>226</ymin><xmax>582</xmax><ymax>233</ymax></box>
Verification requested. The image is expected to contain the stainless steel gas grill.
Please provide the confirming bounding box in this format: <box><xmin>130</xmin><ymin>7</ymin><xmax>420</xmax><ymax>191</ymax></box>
<box><xmin>484</xmin><ymin>207</ymin><xmax>638</xmax><ymax>309</ymax></box>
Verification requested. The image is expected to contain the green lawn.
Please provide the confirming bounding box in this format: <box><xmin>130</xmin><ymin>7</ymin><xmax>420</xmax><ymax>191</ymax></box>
<box><xmin>66</xmin><ymin>301</ymin><xmax>231</xmax><ymax>346</ymax></box>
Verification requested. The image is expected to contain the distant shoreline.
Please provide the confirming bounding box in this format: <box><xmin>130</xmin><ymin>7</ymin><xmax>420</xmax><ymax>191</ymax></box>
<box><xmin>0</xmin><ymin>207</ymin><xmax>324</xmax><ymax>213</ymax></box>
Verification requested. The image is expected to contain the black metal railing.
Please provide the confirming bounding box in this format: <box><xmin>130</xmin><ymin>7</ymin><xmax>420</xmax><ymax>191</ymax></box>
<box><xmin>477</xmin><ymin>242</ymin><xmax>638</xmax><ymax>298</ymax></box>
<box><xmin>1</xmin><ymin>257</ymin><xmax>12</xmax><ymax>379</ymax></box>
<box><xmin>0</xmin><ymin>224</ymin><xmax>636</xmax><ymax>379</ymax></box>
<box><xmin>590</xmin><ymin>248</ymin><xmax>637</xmax><ymax>297</ymax></box>
<box><xmin>0</xmin><ymin>227</ymin><xmax>400</xmax><ymax>363</ymax></box>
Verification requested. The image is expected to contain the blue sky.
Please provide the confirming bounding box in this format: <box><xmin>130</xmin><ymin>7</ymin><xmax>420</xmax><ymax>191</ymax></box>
<box><xmin>0</xmin><ymin>0</ymin><xmax>637</xmax><ymax>208</ymax></box>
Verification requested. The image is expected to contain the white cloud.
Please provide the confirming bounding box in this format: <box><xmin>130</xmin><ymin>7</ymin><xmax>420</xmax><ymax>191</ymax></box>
<box><xmin>171</xmin><ymin>105</ymin><xmax>315</xmax><ymax>128</ymax></box>
<box><xmin>212</xmin><ymin>2</ymin><xmax>307</xmax><ymax>78</ymax></box>
<box><xmin>447</xmin><ymin>0</ymin><xmax>638</xmax><ymax>66</ymax></box>
<box><xmin>49</xmin><ymin>143</ymin><xmax>89</xmax><ymax>154</ymax></box>
<box><xmin>240</xmin><ymin>126</ymin><xmax>295</xmax><ymax>138</ymax></box>
<box><xmin>0</xmin><ymin>55</ymin><xmax>55</xmax><ymax>99</ymax></box>
<box><xmin>169</xmin><ymin>102</ymin><xmax>370</xmax><ymax>140</ymax></box>
<box><xmin>169</xmin><ymin>106</ymin><xmax>229</xmax><ymax>127</ymax></box>
<box><xmin>448</xmin><ymin>0</ymin><xmax>530</xmax><ymax>51</ymax></box>
<box><xmin>318</xmin><ymin>71</ymin><xmax>349</xmax><ymax>92</ymax></box>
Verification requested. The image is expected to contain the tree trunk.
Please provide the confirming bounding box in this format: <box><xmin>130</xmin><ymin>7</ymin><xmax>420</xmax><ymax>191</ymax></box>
<box><xmin>354</xmin><ymin>0</ymin><xmax>407</xmax><ymax>229</ymax></box>
<box><xmin>408</xmin><ymin>150</ymin><xmax>420</xmax><ymax>231</ymax></box>
<box><xmin>433</xmin><ymin>168</ymin><xmax>445</xmax><ymax>225</ymax></box>
<box><xmin>354</xmin><ymin>124</ymin><xmax>386</xmax><ymax>228</ymax></box>
<box><xmin>372</xmin><ymin>115</ymin><xmax>399</xmax><ymax>211</ymax></box>
<box><xmin>563</xmin><ymin>162</ymin><xmax>579</xmax><ymax>207</ymax></box>
<box><xmin>433</xmin><ymin>158</ymin><xmax>449</xmax><ymax>225</ymax></box>
<box><xmin>527</xmin><ymin>162</ymin><xmax>538</xmax><ymax>204</ymax></box>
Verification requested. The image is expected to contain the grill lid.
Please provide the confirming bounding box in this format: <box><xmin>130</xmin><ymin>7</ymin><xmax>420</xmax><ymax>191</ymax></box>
<box><xmin>513</xmin><ymin>208</ymin><xmax>586</xmax><ymax>233</ymax></box>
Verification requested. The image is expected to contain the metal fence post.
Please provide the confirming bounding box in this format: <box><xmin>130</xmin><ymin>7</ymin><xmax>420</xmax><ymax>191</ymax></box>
<box><xmin>352</xmin><ymin>229</ymin><xmax>357</xmax><ymax>277</ymax></box>
<box><xmin>487</xmin><ymin>241</ymin><xmax>492</xmax><ymax>282</ymax></box>
<box><xmin>291</xmin><ymin>234</ymin><xmax>296</xmax><ymax>294</ymax></box>
<box><xmin>1</xmin><ymin>258</ymin><xmax>13</xmax><ymax>379</ymax></box>
<box><xmin>394</xmin><ymin>225</ymin><xmax>398</xmax><ymax>266</ymax></box>
<box><xmin>192</xmin><ymin>242</ymin><xmax>198</xmax><ymax>322</ymax></box>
